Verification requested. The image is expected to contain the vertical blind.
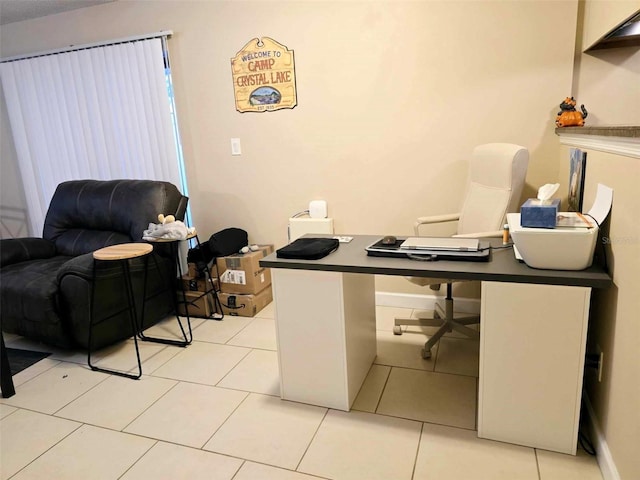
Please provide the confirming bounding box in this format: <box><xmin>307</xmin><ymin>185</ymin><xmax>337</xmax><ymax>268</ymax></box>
<box><xmin>0</xmin><ymin>37</ymin><xmax>181</xmax><ymax>236</ymax></box>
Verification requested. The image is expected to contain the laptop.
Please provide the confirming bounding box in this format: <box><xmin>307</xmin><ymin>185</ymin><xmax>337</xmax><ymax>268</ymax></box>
<box><xmin>399</xmin><ymin>237</ymin><xmax>480</xmax><ymax>252</ymax></box>
<box><xmin>366</xmin><ymin>237</ymin><xmax>490</xmax><ymax>261</ymax></box>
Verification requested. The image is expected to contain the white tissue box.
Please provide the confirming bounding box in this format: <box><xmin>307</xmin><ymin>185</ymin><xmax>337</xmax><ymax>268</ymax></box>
<box><xmin>507</xmin><ymin>213</ymin><xmax>598</xmax><ymax>270</ymax></box>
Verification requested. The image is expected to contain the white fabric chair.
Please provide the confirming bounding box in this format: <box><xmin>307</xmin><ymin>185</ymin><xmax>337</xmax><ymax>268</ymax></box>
<box><xmin>393</xmin><ymin>143</ymin><xmax>529</xmax><ymax>358</ymax></box>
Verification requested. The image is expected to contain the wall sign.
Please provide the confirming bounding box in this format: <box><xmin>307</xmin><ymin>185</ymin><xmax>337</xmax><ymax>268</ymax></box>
<box><xmin>231</xmin><ymin>37</ymin><xmax>297</xmax><ymax>113</ymax></box>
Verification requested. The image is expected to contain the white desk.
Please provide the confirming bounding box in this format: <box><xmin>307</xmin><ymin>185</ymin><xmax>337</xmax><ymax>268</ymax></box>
<box><xmin>260</xmin><ymin>235</ymin><xmax>611</xmax><ymax>455</ymax></box>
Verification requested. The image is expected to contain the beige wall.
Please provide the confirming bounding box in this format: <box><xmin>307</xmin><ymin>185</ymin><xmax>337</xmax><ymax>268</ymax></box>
<box><xmin>559</xmin><ymin>149</ymin><xmax>639</xmax><ymax>480</ymax></box>
<box><xmin>568</xmin><ymin>1</ymin><xmax>640</xmax><ymax>479</ymax></box>
<box><xmin>574</xmin><ymin>0</ymin><xmax>640</xmax><ymax>125</ymax></box>
<box><xmin>0</xmin><ymin>0</ymin><xmax>578</xmax><ymax>295</ymax></box>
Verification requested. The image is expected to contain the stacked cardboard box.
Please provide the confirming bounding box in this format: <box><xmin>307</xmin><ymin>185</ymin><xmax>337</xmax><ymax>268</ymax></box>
<box><xmin>188</xmin><ymin>263</ymin><xmax>218</xmax><ymax>280</ymax></box>
<box><xmin>218</xmin><ymin>288</ymin><xmax>273</xmax><ymax>317</ymax></box>
<box><xmin>178</xmin><ymin>263</ymin><xmax>219</xmax><ymax>318</ymax></box>
<box><xmin>177</xmin><ymin>290</ymin><xmax>216</xmax><ymax>318</ymax></box>
<box><xmin>181</xmin><ymin>274</ymin><xmax>218</xmax><ymax>294</ymax></box>
<box><xmin>216</xmin><ymin>244</ymin><xmax>274</xmax><ymax>317</ymax></box>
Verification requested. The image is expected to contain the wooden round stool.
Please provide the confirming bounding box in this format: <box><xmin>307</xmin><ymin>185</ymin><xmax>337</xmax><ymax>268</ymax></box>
<box><xmin>88</xmin><ymin>243</ymin><xmax>153</xmax><ymax>379</ymax></box>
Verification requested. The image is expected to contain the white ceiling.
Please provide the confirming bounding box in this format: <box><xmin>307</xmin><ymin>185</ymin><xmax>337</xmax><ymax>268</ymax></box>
<box><xmin>0</xmin><ymin>0</ymin><xmax>115</xmax><ymax>25</ymax></box>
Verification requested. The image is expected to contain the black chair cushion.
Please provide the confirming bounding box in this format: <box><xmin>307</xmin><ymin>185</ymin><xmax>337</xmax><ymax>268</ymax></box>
<box><xmin>1</xmin><ymin>256</ymin><xmax>74</xmax><ymax>347</ymax></box>
<box><xmin>0</xmin><ymin>238</ymin><xmax>56</xmax><ymax>268</ymax></box>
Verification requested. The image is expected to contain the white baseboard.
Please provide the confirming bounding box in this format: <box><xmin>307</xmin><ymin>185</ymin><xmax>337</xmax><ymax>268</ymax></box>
<box><xmin>583</xmin><ymin>392</ymin><xmax>620</xmax><ymax>480</ymax></box>
<box><xmin>375</xmin><ymin>291</ymin><xmax>480</xmax><ymax>314</ymax></box>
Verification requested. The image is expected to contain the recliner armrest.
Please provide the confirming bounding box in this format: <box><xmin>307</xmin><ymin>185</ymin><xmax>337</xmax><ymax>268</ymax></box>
<box><xmin>414</xmin><ymin>213</ymin><xmax>460</xmax><ymax>236</ymax></box>
<box><xmin>0</xmin><ymin>238</ymin><xmax>57</xmax><ymax>268</ymax></box>
<box><xmin>55</xmin><ymin>253</ymin><xmax>95</xmax><ymax>282</ymax></box>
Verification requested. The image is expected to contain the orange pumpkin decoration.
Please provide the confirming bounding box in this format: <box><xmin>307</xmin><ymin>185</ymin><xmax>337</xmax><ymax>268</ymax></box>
<box><xmin>556</xmin><ymin>97</ymin><xmax>588</xmax><ymax>127</ymax></box>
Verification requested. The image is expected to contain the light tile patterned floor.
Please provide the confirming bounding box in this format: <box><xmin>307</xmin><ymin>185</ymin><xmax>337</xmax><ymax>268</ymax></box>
<box><xmin>1</xmin><ymin>303</ymin><xmax>603</xmax><ymax>480</ymax></box>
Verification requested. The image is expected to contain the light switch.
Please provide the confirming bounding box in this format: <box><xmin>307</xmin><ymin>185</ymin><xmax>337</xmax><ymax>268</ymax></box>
<box><xmin>231</xmin><ymin>138</ymin><xmax>242</xmax><ymax>156</ymax></box>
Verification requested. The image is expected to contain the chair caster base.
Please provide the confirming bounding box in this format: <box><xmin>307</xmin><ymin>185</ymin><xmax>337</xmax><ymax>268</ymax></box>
<box><xmin>393</xmin><ymin>326</ymin><xmax>402</xmax><ymax>335</ymax></box>
<box><xmin>421</xmin><ymin>348</ymin><xmax>432</xmax><ymax>359</ymax></box>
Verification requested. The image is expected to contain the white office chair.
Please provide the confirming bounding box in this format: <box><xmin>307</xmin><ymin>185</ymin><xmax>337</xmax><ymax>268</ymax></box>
<box><xmin>394</xmin><ymin>143</ymin><xmax>529</xmax><ymax>358</ymax></box>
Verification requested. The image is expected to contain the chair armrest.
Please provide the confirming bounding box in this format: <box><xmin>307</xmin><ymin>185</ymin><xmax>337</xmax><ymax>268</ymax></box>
<box><xmin>413</xmin><ymin>213</ymin><xmax>460</xmax><ymax>236</ymax></box>
<box><xmin>56</xmin><ymin>250</ymin><xmax>169</xmax><ymax>283</ymax></box>
<box><xmin>0</xmin><ymin>238</ymin><xmax>56</xmax><ymax>268</ymax></box>
<box><xmin>56</xmin><ymin>253</ymin><xmax>95</xmax><ymax>282</ymax></box>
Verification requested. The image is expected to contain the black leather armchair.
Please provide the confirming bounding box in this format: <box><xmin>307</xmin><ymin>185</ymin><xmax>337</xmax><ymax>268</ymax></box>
<box><xmin>1</xmin><ymin>180</ymin><xmax>187</xmax><ymax>350</ymax></box>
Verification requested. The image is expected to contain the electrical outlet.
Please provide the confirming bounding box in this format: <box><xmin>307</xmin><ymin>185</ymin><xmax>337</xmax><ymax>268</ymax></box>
<box><xmin>585</xmin><ymin>345</ymin><xmax>604</xmax><ymax>382</ymax></box>
<box><xmin>230</xmin><ymin>138</ymin><xmax>242</xmax><ymax>156</ymax></box>
<box><xmin>596</xmin><ymin>344</ymin><xmax>604</xmax><ymax>382</ymax></box>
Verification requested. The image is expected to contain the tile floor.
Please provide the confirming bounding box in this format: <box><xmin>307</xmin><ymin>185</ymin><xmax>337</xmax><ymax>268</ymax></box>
<box><xmin>1</xmin><ymin>303</ymin><xmax>603</xmax><ymax>480</ymax></box>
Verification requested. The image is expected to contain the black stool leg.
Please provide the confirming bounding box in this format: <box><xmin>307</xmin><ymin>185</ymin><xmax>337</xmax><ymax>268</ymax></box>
<box><xmin>173</xmin><ymin>243</ymin><xmax>193</xmax><ymax>341</ymax></box>
<box><xmin>138</xmin><ymin>248</ymin><xmax>192</xmax><ymax>346</ymax></box>
<box><xmin>87</xmin><ymin>258</ymin><xmax>99</xmax><ymax>371</ymax></box>
<box><xmin>88</xmin><ymin>259</ymin><xmax>142</xmax><ymax>380</ymax></box>
<box><xmin>1</xmin><ymin>332</ymin><xmax>16</xmax><ymax>398</ymax></box>
<box><xmin>194</xmin><ymin>235</ymin><xmax>224</xmax><ymax>321</ymax></box>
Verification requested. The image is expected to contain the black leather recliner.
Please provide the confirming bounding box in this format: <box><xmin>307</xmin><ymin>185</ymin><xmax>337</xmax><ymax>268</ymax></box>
<box><xmin>0</xmin><ymin>179</ymin><xmax>187</xmax><ymax>350</ymax></box>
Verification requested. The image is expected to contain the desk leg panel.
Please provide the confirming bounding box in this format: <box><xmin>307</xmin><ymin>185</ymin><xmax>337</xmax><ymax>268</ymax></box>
<box><xmin>478</xmin><ymin>281</ymin><xmax>590</xmax><ymax>454</ymax></box>
<box><xmin>272</xmin><ymin>269</ymin><xmax>376</xmax><ymax>411</ymax></box>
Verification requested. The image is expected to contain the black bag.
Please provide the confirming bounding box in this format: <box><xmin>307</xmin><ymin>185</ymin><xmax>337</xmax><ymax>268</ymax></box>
<box><xmin>187</xmin><ymin>228</ymin><xmax>248</xmax><ymax>273</ymax></box>
<box><xmin>209</xmin><ymin>228</ymin><xmax>248</xmax><ymax>257</ymax></box>
<box><xmin>187</xmin><ymin>242</ymin><xmax>214</xmax><ymax>265</ymax></box>
<box><xmin>276</xmin><ymin>237</ymin><xmax>339</xmax><ymax>260</ymax></box>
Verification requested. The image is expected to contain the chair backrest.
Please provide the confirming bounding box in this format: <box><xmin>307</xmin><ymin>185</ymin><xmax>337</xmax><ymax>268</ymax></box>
<box><xmin>457</xmin><ymin>143</ymin><xmax>529</xmax><ymax>235</ymax></box>
<box><xmin>43</xmin><ymin>179</ymin><xmax>185</xmax><ymax>256</ymax></box>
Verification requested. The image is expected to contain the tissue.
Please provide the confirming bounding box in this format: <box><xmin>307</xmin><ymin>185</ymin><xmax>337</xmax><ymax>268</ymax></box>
<box><xmin>537</xmin><ymin>183</ymin><xmax>560</xmax><ymax>202</ymax></box>
<box><xmin>521</xmin><ymin>183</ymin><xmax>560</xmax><ymax>228</ymax></box>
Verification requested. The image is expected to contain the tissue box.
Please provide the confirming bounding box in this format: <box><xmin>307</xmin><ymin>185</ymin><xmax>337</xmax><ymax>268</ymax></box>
<box><xmin>520</xmin><ymin>199</ymin><xmax>560</xmax><ymax>228</ymax></box>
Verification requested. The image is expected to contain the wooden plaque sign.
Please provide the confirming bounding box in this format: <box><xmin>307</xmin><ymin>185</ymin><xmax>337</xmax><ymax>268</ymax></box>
<box><xmin>231</xmin><ymin>37</ymin><xmax>297</xmax><ymax>113</ymax></box>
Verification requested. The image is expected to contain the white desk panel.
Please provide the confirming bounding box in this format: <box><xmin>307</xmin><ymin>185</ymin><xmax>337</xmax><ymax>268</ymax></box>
<box><xmin>478</xmin><ymin>281</ymin><xmax>590</xmax><ymax>454</ymax></box>
<box><xmin>272</xmin><ymin>268</ymin><xmax>376</xmax><ymax>410</ymax></box>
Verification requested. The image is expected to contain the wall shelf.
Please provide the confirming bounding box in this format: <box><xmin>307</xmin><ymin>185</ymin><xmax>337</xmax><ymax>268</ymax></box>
<box><xmin>584</xmin><ymin>10</ymin><xmax>640</xmax><ymax>52</ymax></box>
<box><xmin>555</xmin><ymin>126</ymin><xmax>640</xmax><ymax>159</ymax></box>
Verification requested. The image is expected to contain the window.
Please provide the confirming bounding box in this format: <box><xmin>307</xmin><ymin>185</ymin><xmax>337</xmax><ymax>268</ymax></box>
<box><xmin>1</xmin><ymin>33</ymin><xmax>187</xmax><ymax>235</ymax></box>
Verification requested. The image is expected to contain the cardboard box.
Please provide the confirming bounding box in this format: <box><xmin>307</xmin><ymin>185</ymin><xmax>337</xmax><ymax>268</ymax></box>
<box><xmin>520</xmin><ymin>198</ymin><xmax>560</xmax><ymax>229</ymax></box>
<box><xmin>176</xmin><ymin>291</ymin><xmax>217</xmax><ymax>318</ymax></box>
<box><xmin>187</xmin><ymin>262</ymin><xmax>199</xmax><ymax>278</ymax></box>
<box><xmin>216</xmin><ymin>244</ymin><xmax>274</xmax><ymax>295</ymax></box>
<box><xmin>209</xmin><ymin>264</ymin><xmax>219</xmax><ymax>279</ymax></box>
<box><xmin>181</xmin><ymin>274</ymin><xmax>218</xmax><ymax>293</ymax></box>
<box><xmin>218</xmin><ymin>287</ymin><xmax>273</xmax><ymax>317</ymax></box>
